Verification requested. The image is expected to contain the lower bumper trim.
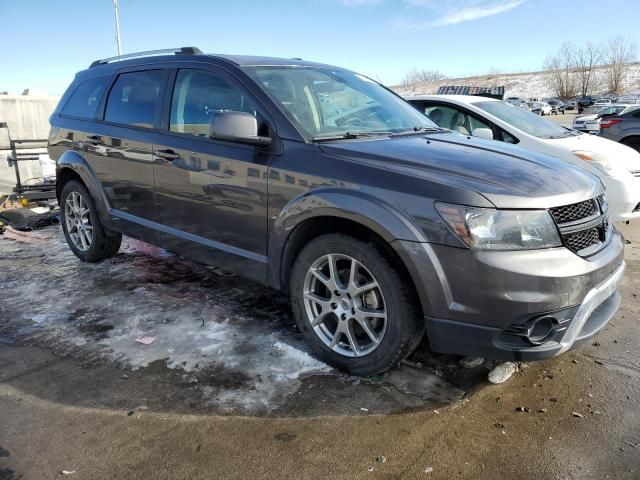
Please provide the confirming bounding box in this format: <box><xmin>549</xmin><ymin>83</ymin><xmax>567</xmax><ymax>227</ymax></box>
<box><xmin>425</xmin><ymin>261</ymin><xmax>625</xmax><ymax>361</ymax></box>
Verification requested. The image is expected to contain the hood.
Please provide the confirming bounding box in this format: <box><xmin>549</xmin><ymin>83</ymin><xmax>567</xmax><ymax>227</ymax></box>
<box><xmin>319</xmin><ymin>132</ymin><xmax>602</xmax><ymax>209</ymax></box>
<box><xmin>543</xmin><ymin>132</ymin><xmax>640</xmax><ymax>173</ymax></box>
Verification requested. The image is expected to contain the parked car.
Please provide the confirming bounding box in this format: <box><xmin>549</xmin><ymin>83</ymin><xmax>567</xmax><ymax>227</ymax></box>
<box><xmin>573</xmin><ymin>105</ymin><xmax>640</xmax><ymax>134</ymax></box>
<box><xmin>577</xmin><ymin>96</ymin><xmax>595</xmax><ymax>113</ymax></box>
<box><xmin>547</xmin><ymin>100</ymin><xmax>566</xmax><ymax>114</ymax></box>
<box><xmin>50</xmin><ymin>48</ymin><xmax>625</xmax><ymax>374</ymax></box>
<box><xmin>598</xmin><ymin>106</ymin><xmax>640</xmax><ymax>153</ymax></box>
<box><xmin>593</xmin><ymin>98</ymin><xmax>613</xmax><ymax>108</ymax></box>
<box><xmin>616</xmin><ymin>95</ymin><xmax>640</xmax><ymax>105</ymax></box>
<box><xmin>506</xmin><ymin>97</ymin><xmax>528</xmax><ymax>108</ymax></box>
<box><xmin>405</xmin><ymin>95</ymin><xmax>640</xmax><ymax>222</ymax></box>
<box><xmin>565</xmin><ymin>100</ymin><xmax>577</xmax><ymax>111</ymax></box>
<box><xmin>529</xmin><ymin>101</ymin><xmax>552</xmax><ymax>116</ymax></box>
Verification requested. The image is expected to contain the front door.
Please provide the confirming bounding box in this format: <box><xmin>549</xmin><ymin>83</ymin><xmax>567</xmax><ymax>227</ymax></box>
<box><xmin>153</xmin><ymin>67</ymin><xmax>273</xmax><ymax>265</ymax></box>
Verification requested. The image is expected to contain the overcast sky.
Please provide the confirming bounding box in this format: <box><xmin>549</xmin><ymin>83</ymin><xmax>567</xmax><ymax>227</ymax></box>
<box><xmin>1</xmin><ymin>0</ymin><xmax>639</xmax><ymax>94</ymax></box>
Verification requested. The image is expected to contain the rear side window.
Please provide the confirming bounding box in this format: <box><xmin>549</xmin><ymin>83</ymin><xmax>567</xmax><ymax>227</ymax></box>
<box><xmin>169</xmin><ymin>69</ymin><xmax>257</xmax><ymax>137</ymax></box>
<box><xmin>61</xmin><ymin>77</ymin><xmax>110</xmax><ymax>119</ymax></box>
<box><xmin>104</xmin><ymin>70</ymin><xmax>165</xmax><ymax>128</ymax></box>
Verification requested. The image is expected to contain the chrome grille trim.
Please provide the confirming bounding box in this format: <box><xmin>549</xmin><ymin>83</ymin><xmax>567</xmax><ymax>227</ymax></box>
<box><xmin>549</xmin><ymin>198</ymin><xmax>598</xmax><ymax>224</ymax></box>
<box><xmin>549</xmin><ymin>195</ymin><xmax>609</xmax><ymax>256</ymax></box>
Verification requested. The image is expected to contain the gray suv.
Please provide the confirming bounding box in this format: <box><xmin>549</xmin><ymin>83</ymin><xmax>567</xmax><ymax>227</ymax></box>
<box><xmin>48</xmin><ymin>48</ymin><xmax>625</xmax><ymax>375</ymax></box>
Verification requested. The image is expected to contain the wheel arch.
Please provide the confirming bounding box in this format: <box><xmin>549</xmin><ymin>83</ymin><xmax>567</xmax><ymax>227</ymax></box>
<box><xmin>56</xmin><ymin>150</ymin><xmax>112</xmax><ymax>228</ymax></box>
<box><xmin>269</xmin><ymin>189</ymin><xmax>431</xmax><ymax>315</ymax></box>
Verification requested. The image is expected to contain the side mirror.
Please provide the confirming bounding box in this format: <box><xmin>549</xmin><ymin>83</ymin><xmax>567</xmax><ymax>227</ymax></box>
<box><xmin>472</xmin><ymin>128</ymin><xmax>494</xmax><ymax>140</ymax></box>
<box><xmin>209</xmin><ymin>111</ymin><xmax>271</xmax><ymax>147</ymax></box>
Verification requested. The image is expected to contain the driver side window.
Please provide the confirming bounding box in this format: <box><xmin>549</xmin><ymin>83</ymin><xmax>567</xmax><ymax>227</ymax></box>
<box><xmin>170</xmin><ymin>69</ymin><xmax>258</xmax><ymax>137</ymax></box>
<box><xmin>425</xmin><ymin>104</ymin><xmax>491</xmax><ymax>137</ymax></box>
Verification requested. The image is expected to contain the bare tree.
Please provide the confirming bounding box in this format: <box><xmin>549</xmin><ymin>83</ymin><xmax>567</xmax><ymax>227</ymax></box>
<box><xmin>402</xmin><ymin>68</ymin><xmax>447</xmax><ymax>87</ymax></box>
<box><xmin>543</xmin><ymin>42</ymin><xmax>577</xmax><ymax>99</ymax></box>
<box><xmin>603</xmin><ymin>37</ymin><xmax>637</xmax><ymax>94</ymax></box>
<box><xmin>574</xmin><ymin>42</ymin><xmax>602</xmax><ymax>97</ymax></box>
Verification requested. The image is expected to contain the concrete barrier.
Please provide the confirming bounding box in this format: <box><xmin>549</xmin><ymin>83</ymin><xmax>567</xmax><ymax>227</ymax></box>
<box><xmin>0</xmin><ymin>94</ymin><xmax>61</xmax><ymax>194</ymax></box>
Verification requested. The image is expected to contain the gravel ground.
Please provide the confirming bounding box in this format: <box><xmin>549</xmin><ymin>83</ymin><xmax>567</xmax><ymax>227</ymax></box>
<box><xmin>0</xmin><ymin>222</ymin><xmax>639</xmax><ymax>479</ymax></box>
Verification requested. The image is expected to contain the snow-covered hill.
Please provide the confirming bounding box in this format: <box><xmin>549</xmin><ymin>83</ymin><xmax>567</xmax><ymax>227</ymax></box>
<box><xmin>392</xmin><ymin>63</ymin><xmax>640</xmax><ymax>99</ymax></box>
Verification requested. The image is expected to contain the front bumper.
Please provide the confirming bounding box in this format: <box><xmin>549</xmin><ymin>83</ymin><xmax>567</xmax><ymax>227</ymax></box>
<box><xmin>394</xmin><ymin>228</ymin><xmax>625</xmax><ymax>361</ymax></box>
<box><xmin>424</xmin><ymin>261</ymin><xmax>624</xmax><ymax>361</ymax></box>
<box><xmin>603</xmin><ymin>175</ymin><xmax>640</xmax><ymax>221</ymax></box>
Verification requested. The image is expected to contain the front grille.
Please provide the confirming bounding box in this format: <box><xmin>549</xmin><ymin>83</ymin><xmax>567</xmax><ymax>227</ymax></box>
<box><xmin>550</xmin><ymin>195</ymin><xmax>608</xmax><ymax>256</ymax></box>
<box><xmin>549</xmin><ymin>198</ymin><xmax>596</xmax><ymax>224</ymax></box>
<box><xmin>565</xmin><ymin>228</ymin><xmax>600</xmax><ymax>252</ymax></box>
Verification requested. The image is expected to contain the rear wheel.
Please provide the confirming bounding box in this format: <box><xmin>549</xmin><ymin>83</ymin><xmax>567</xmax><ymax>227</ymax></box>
<box><xmin>60</xmin><ymin>180</ymin><xmax>121</xmax><ymax>262</ymax></box>
<box><xmin>290</xmin><ymin>233</ymin><xmax>424</xmax><ymax>375</ymax></box>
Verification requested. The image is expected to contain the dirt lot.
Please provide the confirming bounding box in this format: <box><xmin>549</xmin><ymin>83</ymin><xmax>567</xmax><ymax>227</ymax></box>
<box><xmin>0</xmin><ymin>221</ymin><xmax>639</xmax><ymax>480</ymax></box>
<box><xmin>546</xmin><ymin>111</ymin><xmax>579</xmax><ymax>128</ymax></box>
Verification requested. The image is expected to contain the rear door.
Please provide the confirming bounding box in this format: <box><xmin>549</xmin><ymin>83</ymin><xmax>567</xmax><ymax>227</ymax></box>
<box><xmin>84</xmin><ymin>68</ymin><xmax>169</xmax><ymax>225</ymax></box>
<box><xmin>152</xmin><ymin>66</ymin><xmax>274</xmax><ymax>264</ymax></box>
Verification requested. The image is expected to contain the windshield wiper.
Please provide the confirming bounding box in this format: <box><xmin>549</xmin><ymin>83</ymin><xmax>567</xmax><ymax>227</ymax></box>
<box><xmin>312</xmin><ymin>131</ymin><xmax>392</xmax><ymax>142</ymax></box>
<box><xmin>390</xmin><ymin>126</ymin><xmax>447</xmax><ymax>137</ymax></box>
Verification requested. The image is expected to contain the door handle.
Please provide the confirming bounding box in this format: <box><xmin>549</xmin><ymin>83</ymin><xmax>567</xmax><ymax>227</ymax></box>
<box><xmin>153</xmin><ymin>149</ymin><xmax>180</xmax><ymax>161</ymax></box>
<box><xmin>85</xmin><ymin>135</ymin><xmax>101</xmax><ymax>145</ymax></box>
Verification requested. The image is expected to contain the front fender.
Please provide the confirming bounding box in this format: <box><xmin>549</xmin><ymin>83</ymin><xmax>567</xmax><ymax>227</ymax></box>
<box><xmin>272</xmin><ymin>188</ymin><xmax>428</xmax><ymax>246</ymax></box>
<box><xmin>268</xmin><ymin>189</ymin><xmax>438</xmax><ymax>315</ymax></box>
<box><xmin>57</xmin><ymin>150</ymin><xmax>112</xmax><ymax>228</ymax></box>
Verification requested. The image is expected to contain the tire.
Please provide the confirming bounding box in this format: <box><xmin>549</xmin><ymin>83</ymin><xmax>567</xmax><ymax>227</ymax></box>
<box><xmin>621</xmin><ymin>137</ymin><xmax>640</xmax><ymax>153</ymax></box>
<box><xmin>60</xmin><ymin>180</ymin><xmax>122</xmax><ymax>262</ymax></box>
<box><xmin>290</xmin><ymin>233</ymin><xmax>424</xmax><ymax>375</ymax></box>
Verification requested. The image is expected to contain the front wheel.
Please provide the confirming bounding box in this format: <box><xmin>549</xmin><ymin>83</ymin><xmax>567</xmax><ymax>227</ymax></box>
<box><xmin>60</xmin><ymin>180</ymin><xmax>122</xmax><ymax>262</ymax></box>
<box><xmin>290</xmin><ymin>234</ymin><xmax>424</xmax><ymax>375</ymax></box>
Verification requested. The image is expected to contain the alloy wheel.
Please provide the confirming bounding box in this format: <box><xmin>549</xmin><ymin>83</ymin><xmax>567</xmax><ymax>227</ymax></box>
<box><xmin>302</xmin><ymin>253</ymin><xmax>387</xmax><ymax>357</ymax></box>
<box><xmin>64</xmin><ymin>191</ymin><xmax>93</xmax><ymax>252</ymax></box>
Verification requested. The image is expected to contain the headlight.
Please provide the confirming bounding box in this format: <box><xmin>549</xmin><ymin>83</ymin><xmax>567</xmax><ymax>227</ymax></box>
<box><xmin>572</xmin><ymin>150</ymin><xmax>621</xmax><ymax>176</ymax></box>
<box><xmin>435</xmin><ymin>203</ymin><xmax>561</xmax><ymax>250</ymax></box>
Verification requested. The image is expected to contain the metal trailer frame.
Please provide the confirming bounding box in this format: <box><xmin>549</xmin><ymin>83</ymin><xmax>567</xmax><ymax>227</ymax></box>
<box><xmin>1</xmin><ymin>122</ymin><xmax>56</xmax><ymax>201</ymax></box>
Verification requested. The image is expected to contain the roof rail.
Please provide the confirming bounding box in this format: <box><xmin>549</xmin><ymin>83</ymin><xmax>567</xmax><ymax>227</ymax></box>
<box><xmin>89</xmin><ymin>47</ymin><xmax>202</xmax><ymax>68</ymax></box>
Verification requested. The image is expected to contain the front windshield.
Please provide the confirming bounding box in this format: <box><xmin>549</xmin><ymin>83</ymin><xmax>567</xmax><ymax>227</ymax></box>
<box><xmin>475</xmin><ymin>101</ymin><xmax>571</xmax><ymax>139</ymax></box>
<box><xmin>243</xmin><ymin>66</ymin><xmax>435</xmax><ymax>140</ymax></box>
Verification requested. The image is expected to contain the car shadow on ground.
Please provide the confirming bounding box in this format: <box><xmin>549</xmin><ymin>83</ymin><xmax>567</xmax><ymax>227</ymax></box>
<box><xmin>0</xmin><ymin>227</ymin><xmax>490</xmax><ymax>417</ymax></box>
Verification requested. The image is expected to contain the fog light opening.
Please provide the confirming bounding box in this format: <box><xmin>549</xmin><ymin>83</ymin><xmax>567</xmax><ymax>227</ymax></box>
<box><xmin>528</xmin><ymin>316</ymin><xmax>557</xmax><ymax>345</ymax></box>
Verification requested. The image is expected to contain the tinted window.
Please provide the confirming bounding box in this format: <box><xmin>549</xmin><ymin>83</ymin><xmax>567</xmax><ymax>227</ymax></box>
<box><xmin>61</xmin><ymin>77</ymin><xmax>110</xmax><ymax>119</ymax></box>
<box><xmin>104</xmin><ymin>70</ymin><xmax>165</xmax><ymax>128</ymax></box>
<box><xmin>170</xmin><ymin>69</ymin><xmax>257</xmax><ymax>137</ymax></box>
